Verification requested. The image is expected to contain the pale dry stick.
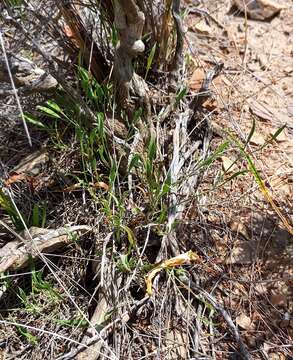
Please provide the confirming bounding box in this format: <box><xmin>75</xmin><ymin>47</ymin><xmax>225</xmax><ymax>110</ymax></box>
<box><xmin>0</xmin><ymin>31</ymin><xmax>32</xmax><ymax>146</ymax></box>
<box><xmin>156</xmin><ymin>63</ymin><xmax>220</xmax><ymax>260</ymax></box>
<box><xmin>99</xmin><ymin>232</ymin><xmax>113</xmax><ymax>288</ymax></box>
<box><xmin>209</xmin><ymin>309</ymin><xmax>216</xmax><ymax>359</ymax></box>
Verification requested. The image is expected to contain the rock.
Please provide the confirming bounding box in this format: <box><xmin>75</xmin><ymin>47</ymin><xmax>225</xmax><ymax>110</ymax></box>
<box><xmin>233</xmin><ymin>0</ymin><xmax>285</xmax><ymax>21</ymax></box>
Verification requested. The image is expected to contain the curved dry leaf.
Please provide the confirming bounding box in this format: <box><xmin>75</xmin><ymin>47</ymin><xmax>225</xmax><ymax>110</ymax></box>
<box><xmin>146</xmin><ymin>250</ymin><xmax>199</xmax><ymax>295</ymax></box>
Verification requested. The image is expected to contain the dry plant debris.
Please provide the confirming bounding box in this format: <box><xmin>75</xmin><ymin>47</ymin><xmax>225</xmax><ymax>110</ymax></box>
<box><xmin>0</xmin><ymin>0</ymin><xmax>292</xmax><ymax>359</ymax></box>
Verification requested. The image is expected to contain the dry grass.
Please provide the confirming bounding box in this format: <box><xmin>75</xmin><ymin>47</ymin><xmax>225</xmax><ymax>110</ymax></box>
<box><xmin>0</xmin><ymin>0</ymin><xmax>292</xmax><ymax>359</ymax></box>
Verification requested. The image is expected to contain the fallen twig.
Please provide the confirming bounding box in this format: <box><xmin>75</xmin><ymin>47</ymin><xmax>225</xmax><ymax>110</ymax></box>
<box><xmin>0</xmin><ymin>225</ymin><xmax>91</xmax><ymax>273</ymax></box>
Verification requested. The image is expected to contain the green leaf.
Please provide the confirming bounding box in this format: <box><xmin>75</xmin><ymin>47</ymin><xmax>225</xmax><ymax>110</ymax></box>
<box><xmin>37</xmin><ymin>101</ymin><xmax>61</xmax><ymax>119</ymax></box>
<box><xmin>175</xmin><ymin>87</ymin><xmax>187</xmax><ymax>104</ymax></box>
<box><xmin>145</xmin><ymin>43</ymin><xmax>157</xmax><ymax>79</ymax></box>
<box><xmin>32</xmin><ymin>204</ymin><xmax>40</xmax><ymax>227</ymax></box>
<box><xmin>198</xmin><ymin>141</ymin><xmax>229</xmax><ymax>169</ymax></box>
<box><xmin>24</xmin><ymin>114</ymin><xmax>47</xmax><ymax>129</ymax></box>
<box><xmin>128</xmin><ymin>153</ymin><xmax>142</xmax><ymax>172</ymax></box>
<box><xmin>119</xmin><ymin>254</ymin><xmax>132</xmax><ymax>272</ymax></box>
<box><xmin>245</xmin><ymin>117</ymin><xmax>256</xmax><ymax>146</ymax></box>
<box><xmin>147</xmin><ymin>137</ymin><xmax>156</xmax><ymax>162</ymax></box>
<box><xmin>16</xmin><ymin>326</ymin><xmax>38</xmax><ymax>345</ymax></box>
<box><xmin>269</xmin><ymin>124</ymin><xmax>287</xmax><ymax>142</ymax></box>
<box><xmin>120</xmin><ymin>225</ymin><xmax>136</xmax><ymax>249</ymax></box>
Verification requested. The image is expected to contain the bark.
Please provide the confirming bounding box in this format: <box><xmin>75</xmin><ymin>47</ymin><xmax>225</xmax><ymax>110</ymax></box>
<box><xmin>59</xmin><ymin>0</ymin><xmax>109</xmax><ymax>83</ymax></box>
<box><xmin>113</xmin><ymin>0</ymin><xmax>150</xmax><ymax>119</ymax></box>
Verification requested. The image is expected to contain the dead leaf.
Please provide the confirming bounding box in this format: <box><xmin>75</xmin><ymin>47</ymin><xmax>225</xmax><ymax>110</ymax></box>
<box><xmin>269</xmin><ymin>353</ymin><xmax>286</xmax><ymax>360</ymax></box>
<box><xmin>64</xmin><ymin>181</ymin><xmax>109</xmax><ymax>192</ymax></box>
<box><xmin>255</xmin><ymin>283</ymin><xmax>267</xmax><ymax>294</ymax></box>
<box><xmin>92</xmin><ymin>182</ymin><xmax>109</xmax><ymax>191</ymax></box>
<box><xmin>250</xmin><ymin>102</ymin><xmax>274</xmax><ymax>122</ymax></box>
<box><xmin>236</xmin><ymin>313</ymin><xmax>253</xmax><ymax>330</ymax></box>
<box><xmin>4</xmin><ymin>173</ymin><xmax>28</xmax><ymax>186</ymax></box>
<box><xmin>269</xmin><ymin>177</ymin><xmax>291</xmax><ymax>197</ymax></box>
<box><xmin>229</xmin><ymin>221</ymin><xmax>249</xmax><ymax>239</ymax></box>
<box><xmin>270</xmin><ymin>293</ymin><xmax>287</xmax><ymax>307</ymax></box>
<box><xmin>249</xmin><ymin>100</ymin><xmax>290</xmax><ymax>126</ymax></box>
<box><xmin>4</xmin><ymin>150</ymin><xmax>49</xmax><ymax>186</ymax></box>
<box><xmin>146</xmin><ymin>251</ymin><xmax>199</xmax><ymax>295</ymax></box>
<box><xmin>233</xmin><ymin>0</ymin><xmax>285</xmax><ymax>21</ymax></box>
<box><xmin>202</xmin><ymin>98</ymin><xmax>218</xmax><ymax>111</ymax></box>
<box><xmin>227</xmin><ymin>240</ymin><xmax>257</xmax><ymax>264</ymax></box>
<box><xmin>221</xmin><ymin>156</ymin><xmax>237</xmax><ymax>173</ymax></box>
<box><xmin>250</xmin><ymin>132</ymin><xmax>265</xmax><ymax>146</ymax></box>
<box><xmin>189</xmin><ymin>67</ymin><xmax>205</xmax><ymax>91</ymax></box>
<box><xmin>165</xmin><ymin>329</ymin><xmax>188</xmax><ymax>359</ymax></box>
<box><xmin>193</xmin><ymin>20</ymin><xmax>212</xmax><ymax>35</ymax></box>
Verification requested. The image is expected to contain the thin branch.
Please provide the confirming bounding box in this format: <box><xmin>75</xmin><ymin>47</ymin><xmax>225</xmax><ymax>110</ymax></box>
<box><xmin>0</xmin><ymin>31</ymin><xmax>32</xmax><ymax>146</ymax></box>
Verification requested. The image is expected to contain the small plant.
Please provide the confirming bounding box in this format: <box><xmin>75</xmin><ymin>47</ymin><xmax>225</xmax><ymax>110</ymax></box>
<box><xmin>30</xmin><ymin>201</ymin><xmax>47</xmax><ymax>228</ymax></box>
<box><xmin>16</xmin><ymin>325</ymin><xmax>38</xmax><ymax>345</ymax></box>
<box><xmin>56</xmin><ymin>317</ymin><xmax>88</xmax><ymax>328</ymax></box>
<box><xmin>31</xmin><ymin>268</ymin><xmax>63</xmax><ymax>302</ymax></box>
<box><xmin>0</xmin><ymin>187</ymin><xmax>25</xmax><ymax>230</ymax></box>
